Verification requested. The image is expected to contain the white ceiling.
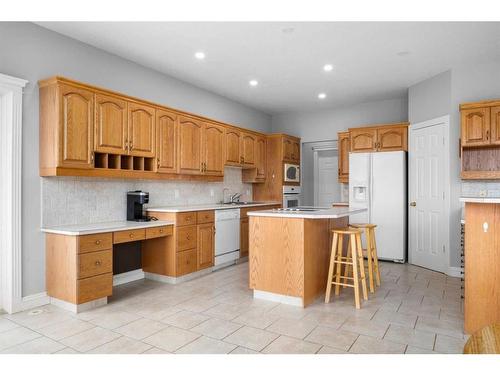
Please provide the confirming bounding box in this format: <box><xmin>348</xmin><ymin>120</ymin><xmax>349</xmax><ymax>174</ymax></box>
<box><xmin>37</xmin><ymin>22</ymin><xmax>500</xmax><ymax>114</ymax></box>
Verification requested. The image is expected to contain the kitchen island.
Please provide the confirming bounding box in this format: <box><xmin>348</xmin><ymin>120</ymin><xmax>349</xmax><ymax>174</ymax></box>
<box><xmin>247</xmin><ymin>206</ymin><xmax>366</xmax><ymax>307</ymax></box>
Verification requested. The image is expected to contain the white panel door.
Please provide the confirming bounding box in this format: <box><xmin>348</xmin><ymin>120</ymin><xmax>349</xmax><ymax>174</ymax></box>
<box><xmin>409</xmin><ymin>122</ymin><xmax>447</xmax><ymax>272</ymax></box>
<box><xmin>314</xmin><ymin>150</ymin><xmax>340</xmax><ymax>207</ymax></box>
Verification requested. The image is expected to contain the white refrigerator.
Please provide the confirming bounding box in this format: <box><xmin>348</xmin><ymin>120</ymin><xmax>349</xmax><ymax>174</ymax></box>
<box><xmin>349</xmin><ymin>151</ymin><xmax>407</xmax><ymax>262</ymax></box>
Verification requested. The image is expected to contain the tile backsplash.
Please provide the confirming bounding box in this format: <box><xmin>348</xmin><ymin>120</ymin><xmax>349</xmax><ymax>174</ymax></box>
<box><xmin>42</xmin><ymin>167</ymin><xmax>252</xmax><ymax>227</ymax></box>
<box><xmin>461</xmin><ymin>181</ymin><xmax>500</xmax><ymax>198</ymax></box>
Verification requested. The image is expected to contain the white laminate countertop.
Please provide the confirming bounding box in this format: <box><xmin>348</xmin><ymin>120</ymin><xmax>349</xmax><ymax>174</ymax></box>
<box><xmin>41</xmin><ymin>220</ymin><xmax>174</xmax><ymax>236</ymax></box>
<box><xmin>247</xmin><ymin>206</ymin><xmax>367</xmax><ymax>219</ymax></box>
<box><xmin>460</xmin><ymin>197</ymin><xmax>500</xmax><ymax>204</ymax></box>
<box><xmin>146</xmin><ymin>201</ymin><xmax>281</xmax><ymax>213</ymax></box>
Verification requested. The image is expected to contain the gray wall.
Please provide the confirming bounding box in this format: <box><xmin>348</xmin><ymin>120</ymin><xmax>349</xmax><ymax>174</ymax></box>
<box><xmin>408</xmin><ymin>71</ymin><xmax>451</xmax><ymax>124</ymax></box>
<box><xmin>271</xmin><ymin>97</ymin><xmax>408</xmax><ymax>143</ymax></box>
<box><xmin>0</xmin><ymin>22</ymin><xmax>271</xmax><ymax>296</ymax></box>
<box><xmin>408</xmin><ymin>64</ymin><xmax>500</xmax><ymax>269</ymax></box>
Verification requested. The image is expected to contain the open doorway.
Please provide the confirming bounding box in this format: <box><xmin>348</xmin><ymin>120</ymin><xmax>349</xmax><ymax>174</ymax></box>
<box><xmin>313</xmin><ymin>146</ymin><xmax>341</xmax><ymax>207</ymax></box>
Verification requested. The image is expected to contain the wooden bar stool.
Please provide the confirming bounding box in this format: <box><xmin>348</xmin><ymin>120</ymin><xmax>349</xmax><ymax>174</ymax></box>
<box><xmin>325</xmin><ymin>227</ymin><xmax>368</xmax><ymax>309</ymax></box>
<box><xmin>349</xmin><ymin>223</ymin><xmax>381</xmax><ymax>293</ymax></box>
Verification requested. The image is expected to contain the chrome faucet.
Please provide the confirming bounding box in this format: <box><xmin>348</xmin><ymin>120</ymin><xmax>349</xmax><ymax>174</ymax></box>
<box><xmin>230</xmin><ymin>192</ymin><xmax>242</xmax><ymax>203</ymax></box>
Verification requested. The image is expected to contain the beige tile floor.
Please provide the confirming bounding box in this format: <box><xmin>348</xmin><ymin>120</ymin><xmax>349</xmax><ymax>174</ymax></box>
<box><xmin>0</xmin><ymin>261</ymin><xmax>467</xmax><ymax>354</ymax></box>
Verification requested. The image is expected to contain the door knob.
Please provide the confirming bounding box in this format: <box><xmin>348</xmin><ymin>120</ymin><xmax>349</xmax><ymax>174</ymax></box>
<box><xmin>410</xmin><ymin>201</ymin><xmax>416</xmax><ymax>207</ymax></box>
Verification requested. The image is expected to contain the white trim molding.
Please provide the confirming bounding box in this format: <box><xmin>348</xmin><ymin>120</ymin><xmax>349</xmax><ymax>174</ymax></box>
<box><xmin>0</xmin><ymin>73</ymin><xmax>28</xmax><ymax>314</ymax></box>
<box><xmin>447</xmin><ymin>267</ymin><xmax>464</xmax><ymax>278</ymax></box>
<box><xmin>113</xmin><ymin>269</ymin><xmax>145</xmax><ymax>286</ymax></box>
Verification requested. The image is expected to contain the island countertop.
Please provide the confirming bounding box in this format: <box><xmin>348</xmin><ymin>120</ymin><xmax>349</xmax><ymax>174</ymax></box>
<box><xmin>247</xmin><ymin>206</ymin><xmax>366</xmax><ymax>219</ymax></box>
<box><xmin>460</xmin><ymin>197</ymin><xmax>500</xmax><ymax>204</ymax></box>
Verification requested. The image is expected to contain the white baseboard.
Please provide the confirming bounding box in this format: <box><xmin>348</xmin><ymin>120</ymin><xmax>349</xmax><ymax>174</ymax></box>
<box><xmin>113</xmin><ymin>269</ymin><xmax>145</xmax><ymax>286</ymax></box>
<box><xmin>447</xmin><ymin>267</ymin><xmax>463</xmax><ymax>278</ymax></box>
<box><xmin>14</xmin><ymin>292</ymin><xmax>50</xmax><ymax>312</ymax></box>
<box><xmin>50</xmin><ymin>296</ymin><xmax>107</xmax><ymax>313</ymax></box>
<box><xmin>253</xmin><ymin>289</ymin><xmax>303</xmax><ymax>307</ymax></box>
<box><xmin>145</xmin><ymin>268</ymin><xmax>212</xmax><ymax>285</ymax></box>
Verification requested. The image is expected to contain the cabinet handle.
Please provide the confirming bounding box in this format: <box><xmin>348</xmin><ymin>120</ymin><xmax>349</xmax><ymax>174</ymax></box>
<box><xmin>187</xmin><ymin>235</ymin><xmax>191</xmax><ymax>240</ymax></box>
<box><xmin>486</xmin><ymin>130</ymin><xmax>490</xmax><ymax>140</ymax></box>
<box><xmin>95</xmin><ymin>240</ymin><xmax>101</xmax><ymax>245</ymax></box>
<box><xmin>157</xmin><ymin>158</ymin><xmax>160</xmax><ymax>168</ymax></box>
<box><xmin>95</xmin><ymin>260</ymin><xmax>101</xmax><ymax>266</ymax></box>
<box><xmin>91</xmin><ymin>152</ymin><xmax>94</xmax><ymax>163</ymax></box>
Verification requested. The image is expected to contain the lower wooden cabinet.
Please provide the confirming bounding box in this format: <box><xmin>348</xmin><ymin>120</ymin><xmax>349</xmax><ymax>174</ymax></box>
<box><xmin>77</xmin><ymin>273</ymin><xmax>113</xmax><ymax>304</ymax></box>
<box><xmin>176</xmin><ymin>248</ymin><xmax>197</xmax><ymax>276</ymax></box>
<box><xmin>197</xmin><ymin>223</ymin><xmax>215</xmax><ymax>270</ymax></box>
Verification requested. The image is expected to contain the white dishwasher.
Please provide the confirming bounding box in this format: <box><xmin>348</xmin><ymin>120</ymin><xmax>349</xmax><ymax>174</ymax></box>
<box><xmin>214</xmin><ymin>208</ymin><xmax>241</xmax><ymax>268</ymax></box>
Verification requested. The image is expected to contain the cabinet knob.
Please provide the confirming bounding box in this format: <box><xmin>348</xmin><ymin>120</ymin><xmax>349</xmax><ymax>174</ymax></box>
<box><xmin>130</xmin><ymin>233</ymin><xmax>134</xmax><ymax>238</ymax></box>
<box><xmin>159</xmin><ymin>229</ymin><xmax>163</xmax><ymax>233</ymax></box>
<box><xmin>95</xmin><ymin>240</ymin><xmax>101</xmax><ymax>245</ymax></box>
<box><xmin>95</xmin><ymin>260</ymin><xmax>101</xmax><ymax>266</ymax></box>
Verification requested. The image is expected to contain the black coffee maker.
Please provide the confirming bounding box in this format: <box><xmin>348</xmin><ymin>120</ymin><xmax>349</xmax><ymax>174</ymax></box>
<box><xmin>127</xmin><ymin>191</ymin><xmax>151</xmax><ymax>222</ymax></box>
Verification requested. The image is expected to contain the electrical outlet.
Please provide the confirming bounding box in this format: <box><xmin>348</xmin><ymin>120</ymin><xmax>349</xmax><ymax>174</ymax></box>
<box><xmin>210</xmin><ymin>189</ymin><xmax>214</xmax><ymax>197</ymax></box>
<box><xmin>479</xmin><ymin>190</ymin><xmax>487</xmax><ymax>197</ymax></box>
<box><xmin>246</xmin><ymin>189</ymin><xmax>250</xmax><ymax>196</ymax></box>
<box><xmin>174</xmin><ymin>189</ymin><xmax>180</xmax><ymax>199</ymax></box>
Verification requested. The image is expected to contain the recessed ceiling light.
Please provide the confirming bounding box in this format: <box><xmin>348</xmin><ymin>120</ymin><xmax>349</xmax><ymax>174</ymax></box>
<box><xmin>323</xmin><ymin>64</ymin><xmax>334</xmax><ymax>72</ymax></box>
<box><xmin>318</xmin><ymin>93</ymin><xmax>327</xmax><ymax>100</ymax></box>
<box><xmin>249</xmin><ymin>80</ymin><xmax>258</xmax><ymax>87</ymax></box>
<box><xmin>194</xmin><ymin>51</ymin><xmax>205</xmax><ymax>60</ymax></box>
<box><xmin>281</xmin><ymin>27</ymin><xmax>295</xmax><ymax>34</ymax></box>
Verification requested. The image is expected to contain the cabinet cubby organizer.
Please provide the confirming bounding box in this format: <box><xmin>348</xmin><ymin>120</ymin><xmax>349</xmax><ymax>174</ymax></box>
<box><xmin>94</xmin><ymin>153</ymin><xmax>154</xmax><ymax>172</ymax></box>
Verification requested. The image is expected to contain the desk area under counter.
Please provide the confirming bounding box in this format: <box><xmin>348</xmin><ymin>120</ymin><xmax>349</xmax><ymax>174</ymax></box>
<box><xmin>42</xmin><ymin>220</ymin><xmax>174</xmax><ymax>313</ymax></box>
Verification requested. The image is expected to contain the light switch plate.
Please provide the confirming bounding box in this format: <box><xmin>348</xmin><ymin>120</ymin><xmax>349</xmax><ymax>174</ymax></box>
<box><xmin>479</xmin><ymin>190</ymin><xmax>487</xmax><ymax>197</ymax></box>
<box><xmin>210</xmin><ymin>189</ymin><xmax>214</xmax><ymax>197</ymax></box>
<box><xmin>174</xmin><ymin>189</ymin><xmax>180</xmax><ymax>199</ymax></box>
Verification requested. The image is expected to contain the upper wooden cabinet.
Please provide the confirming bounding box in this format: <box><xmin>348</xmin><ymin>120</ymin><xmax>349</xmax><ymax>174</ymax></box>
<box><xmin>350</xmin><ymin>128</ymin><xmax>378</xmax><ymax>152</ymax></box>
<box><xmin>338</xmin><ymin>131</ymin><xmax>350</xmax><ymax>183</ymax></box>
<box><xmin>349</xmin><ymin>123</ymin><xmax>408</xmax><ymax>153</ymax></box>
<box><xmin>460</xmin><ymin>100</ymin><xmax>500</xmax><ymax>180</ymax></box>
<box><xmin>178</xmin><ymin>116</ymin><xmax>203</xmax><ymax>175</ymax></box>
<box><xmin>461</xmin><ymin>108</ymin><xmax>491</xmax><ymax>147</ymax></box>
<box><xmin>128</xmin><ymin>103</ymin><xmax>155</xmax><ymax>157</ymax></box>
<box><xmin>94</xmin><ymin>93</ymin><xmax>128</xmax><ymax>155</ymax></box>
<box><xmin>225</xmin><ymin>128</ymin><xmax>241</xmax><ymax>166</ymax></box>
<box><xmin>256</xmin><ymin>136</ymin><xmax>267</xmax><ymax>180</ymax></box>
<box><xmin>55</xmin><ymin>85</ymin><xmax>94</xmax><ymax>168</ymax></box>
<box><xmin>156</xmin><ymin>109</ymin><xmax>177</xmax><ymax>173</ymax></box>
<box><xmin>39</xmin><ymin>76</ymin><xmax>299</xmax><ymax>183</ymax></box>
<box><xmin>203</xmin><ymin>122</ymin><xmax>225</xmax><ymax>176</ymax></box>
<box><xmin>283</xmin><ymin>137</ymin><xmax>300</xmax><ymax>163</ymax></box>
<box><xmin>241</xmin><ymin>132</ymin><xmax>256</xmax><ymax>167</ymax></box>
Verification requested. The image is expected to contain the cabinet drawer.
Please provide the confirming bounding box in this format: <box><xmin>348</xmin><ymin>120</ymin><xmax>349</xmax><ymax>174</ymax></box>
<box><xmin>197</xmin><ymin>210</ymin><xmax>214</xmax><ymax>224</ymax></box>
<box><xmin>177</xmin><ymin>212</ymin><xmax>197</xmax><ymax>226</ymax></box>
<box><xmin>78</xmin><ymin>233</ymin><xmax>112</xmax><ymax>254</ymax></box>
<box><xmin>176</xmin><ymin>225</ymin><xmax>197</xmax><ymax>251</ymax></box>
<box><xmin>77</xmin><ymin>273</ymin><xmax>112</xmax><ymax>304</ymax></box>
<box><xmin>146</xmin><ymin>225</ymin><xmax>173</xmax><ymax>239</ymax></box>
<box><xmin>113</xmin><ymin>229</ymin><xmax>146</xmax><ymax>244</ymax></box>
<box><xmin>78</xmin><ymin>250</ymin><xmax>112</xmax><ymax>279</ymax></box>
<box><xmin>176</xmin><ymin>248</ymin><xmax>197</xmax><ymax>276</ymax></box>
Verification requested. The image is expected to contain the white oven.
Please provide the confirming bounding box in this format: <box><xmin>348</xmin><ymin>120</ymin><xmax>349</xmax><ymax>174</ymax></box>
<box><xmin>284</xmin><ymin>163</ymin><xmax>300</xmax><ymax>183</ymax></box>
<box><xmin>283</xmin><ymin>186</ymin><xmax>301</xmax><ymax>208</ymax></box>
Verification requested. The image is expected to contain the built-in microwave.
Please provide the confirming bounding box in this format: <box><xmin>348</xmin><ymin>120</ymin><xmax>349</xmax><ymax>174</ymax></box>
<box><xmin>284</xmin><ymin>163</ymin><xmax>300</xmax><ymax>183</ymax></box>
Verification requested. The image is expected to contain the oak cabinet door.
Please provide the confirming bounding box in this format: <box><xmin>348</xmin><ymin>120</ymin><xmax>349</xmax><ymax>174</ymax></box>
<box><xmin>282</xmin><ymin>138</ymin><xmax>293</xmax><ymax>161</ymax></box>
<box><xmin>240</xmin><ymin>218</ymin><xmax>249</xmax><ymax>258</ymax></box>
<box><xmin>225</xmin><ymin>129</ymin><xmax>241</xmax><ymax>166</ymax></box>
<box><xmin>94</xmin><ymin>94</ymin><xmax>128</xmax><ymax>154</ymax></box>
<box><xmin>461</xmin><ymin>108</ymin><xmax>491</xmax><ymax>147</ymax></box>
<box><xmin>156</xmin><ymin>109</ymin><xmax>178</xmax><ymax>173</ymax></box>
<box><xmin>256</xmin><ymin>136</ymin><xmax>267</xmax><ymax>180</ymax></box>
<box><xmin>291</xmin><ymin>140</ymin><xmax>301</xmax><ymax>162</ymax></box>
<box><xmin>350</xmin><ymin>128</ymin><xmax>377</xmax><ymax>153</ymax></box>
<box><xmin>128</xmin><ymin>102</ymin><xmax>155</xmax><ymax>157</ymax></box>
<box><xmin>197</xmin><ymin>223</ymin><xmax>214</xmax><ymax>270</ymax></box>
<box><xmin>58</xmin><ymin>84</ymin><xmax>94</xmax><ymax>168</ymax></box>
<box><xmin>338</xmin><ymin>131</ymin><xmax>350</xmax><ymax>183</ymax></box>
<box><xmin>377</xmin><ymin>126</ymin><xmax>408</xmax><ymax>152</ymax></box>
<box><xmin>178</xmin><ymin>116</ymin><xmax>203</xmax><ymax>174</ymax></box>
<box><xmin>241</xmin><ymin>132</ymin><xmax>256</xmax><ymax>166</ymax></box>
<box><xmin>490</xmin><ymin>106</ymin><xmax>500</xmax><ymax>145</ymax></box>
<box><xmin>203</xmin><ymin>122</ymin><xmax>225</xmax><ymax>176</ymax></box>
